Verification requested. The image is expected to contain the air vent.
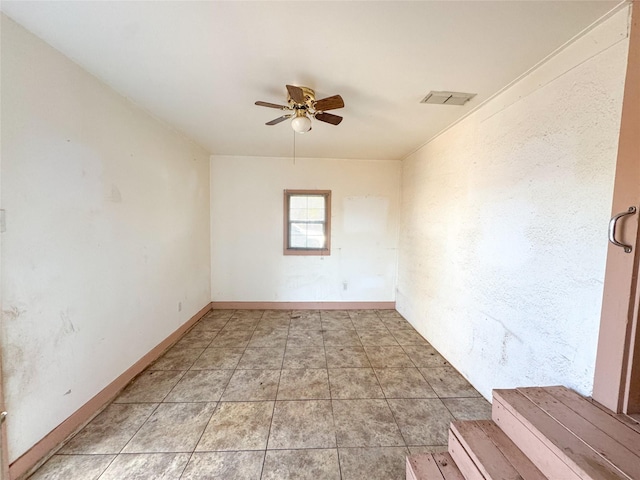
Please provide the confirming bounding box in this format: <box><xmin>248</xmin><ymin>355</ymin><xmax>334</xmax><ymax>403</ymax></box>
<box><xmin>421</xmin><ymin>91</ymin><xmax>476</xmax><ymax>105</ymax></box>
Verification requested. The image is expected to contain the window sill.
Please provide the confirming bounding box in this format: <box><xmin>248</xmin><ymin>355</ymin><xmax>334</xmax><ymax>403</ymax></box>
<box><xmin>283</xmin><ymin>248</ymin><xmax>331</xmax><ymax>256</ymax></box>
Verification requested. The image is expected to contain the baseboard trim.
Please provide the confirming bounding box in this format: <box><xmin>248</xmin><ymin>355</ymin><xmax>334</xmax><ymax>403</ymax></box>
<box><xmin>9</xmin><ymin>302</ymin><xmax>212</xmax><ymax>480</ymax></box>
<box><xmin>211</xmin><ymin>301</ymin><xmax>396</xmax><ymax>310</ymax></box>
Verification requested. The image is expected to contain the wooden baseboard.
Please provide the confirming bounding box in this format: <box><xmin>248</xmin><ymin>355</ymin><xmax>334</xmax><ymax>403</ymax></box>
<box><xmin>211</xmin><ymin>301</ymin><xmax>396</xmax><ymax>310</ymax></box>
<box><xmin>9</xmin><ymin>302</ymin><xmax>212</xmax><ymax>480</ymax></box>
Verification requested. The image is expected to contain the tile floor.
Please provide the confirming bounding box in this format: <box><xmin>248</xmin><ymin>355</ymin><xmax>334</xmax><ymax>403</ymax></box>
<box><xmin>28</xmin><ymin>309</ymin><xmax>491</xmax><ymax>479</ymax></box>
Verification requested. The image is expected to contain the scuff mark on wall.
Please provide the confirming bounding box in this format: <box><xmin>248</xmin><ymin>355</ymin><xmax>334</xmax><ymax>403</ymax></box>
<box><xmin>500</xmin><ymin>331</ymin><xmax>519</xmax><ymax>366</ymax></box>
<box><xmin>469</xmin><ymin>314</ymin><xmax>523</xmax><ymax>367</ymax></box>
<box><xmin>3</xmin><ymin>305</ymin><xmax>26</xmax><ymax>322</ymax></box>
<box><xmin>108</xmin><ymin>185</ymin><xmax>122</xmax><ymax>203</ymax></box>
<box><xmin>480</xmin><ymin>311</ymin><xmax>521</xmax><ymax>344</ymax></box>
<box><xmin>4</xmin><ymin>343</ymin><xmax>36</xmax><ymax>395</ymax></box>
<box><xmin>60</xmin><ymin>309</ymin><xmax>77</xmax><ymax>334</ymax></box>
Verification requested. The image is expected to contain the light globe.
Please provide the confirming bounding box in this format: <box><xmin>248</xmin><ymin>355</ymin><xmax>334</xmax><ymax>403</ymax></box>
<box><xmin>291</xmin><ymin>115</ymin><xmax>312</xmax><ymax>133</ymax></box>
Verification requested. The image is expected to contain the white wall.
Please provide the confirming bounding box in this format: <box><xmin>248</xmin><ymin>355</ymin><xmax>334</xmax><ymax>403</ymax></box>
<box><xmin>1</xmin><ymin>15</ymin><xmax>211</xmax><ymax>461</ymax></box>
<box><xmin>211</xmin><ymin>155</ymin><xmax>400</xmax><ymax>302</ymax></box>
<box><xmin>397</xmin><ymin>8</ymin><xmax>630</xmax><ymax>400</ymax></box>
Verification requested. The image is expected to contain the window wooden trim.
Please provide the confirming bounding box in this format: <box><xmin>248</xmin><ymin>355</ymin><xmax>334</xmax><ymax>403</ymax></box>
<box><xmin>283</xmin><ymin>189</ymin><xmax>331</xmax><ymax>256</ymax></box>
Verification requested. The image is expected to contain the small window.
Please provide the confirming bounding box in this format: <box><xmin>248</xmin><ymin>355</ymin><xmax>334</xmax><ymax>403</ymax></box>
<box><xmin>284</xmin><ymin>190</ymin><xmax>331</xmax><ymax>256</ymax></box>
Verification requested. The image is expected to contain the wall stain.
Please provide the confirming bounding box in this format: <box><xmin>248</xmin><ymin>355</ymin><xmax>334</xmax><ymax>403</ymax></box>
<box><xmin>480</xmin><ymin>311</ymin><xmax>522</xmax><ymax>342</ymax></box>
<box><xmin>60</xmin><ymin>310</ymin><xmax>77</xmax><ymax>334</ymax></box>
<box><xmin>500</xmin><ymin>331</ymin><xmax>516</xmax><ymax>366</ymax></box>
<box><xmin>5</xmin><ymin>343</ymin><xmax>37</xmax><ymax>393</ymax></box>
<box><xmin>109</xmin><ymin>185</ymin><xmax>122</xmax><ymax>203</ymax></box>
<box><xmin>3</xmin><ymin>306</ymin><xmax>26</xmax><ymax>322</ymax></box>
<box><xmin>479</xmin><ymin>310</ymin><xmax>523</xmax><ymax>366</ymax></box>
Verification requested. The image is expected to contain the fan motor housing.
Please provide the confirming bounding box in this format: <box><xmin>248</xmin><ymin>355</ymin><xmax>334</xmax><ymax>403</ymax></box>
<box><xmin>288</xmin><ymin>86</ymin><xmax>315</xmax><ymax>108</ymax></box>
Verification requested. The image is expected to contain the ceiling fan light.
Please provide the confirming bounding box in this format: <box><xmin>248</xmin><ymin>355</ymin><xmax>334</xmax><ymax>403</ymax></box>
<box><xmin>291</xmin><ymin>114</ymin><xmax>312</xmax><ymax>133</ymax></box>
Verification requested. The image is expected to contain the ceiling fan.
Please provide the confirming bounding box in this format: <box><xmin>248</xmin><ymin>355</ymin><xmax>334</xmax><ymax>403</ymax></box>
<box><xmin>255</xmin><ymin>85</ymin><xmax>344</xmax><ymax>133</ymax></box>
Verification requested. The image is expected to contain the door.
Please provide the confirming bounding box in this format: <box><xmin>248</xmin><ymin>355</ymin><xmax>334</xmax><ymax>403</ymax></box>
<box><xmin>0</xmin><ymin>352</ymin><xmax>7</xmax><ymax>479</ymax></box>
<box><xmin>0</xmin><ymin>153</ymin><xmax>6</xmax><ymax>478</ymax></box>
<box><xmin>0</xmin><ymin>171</ymin><xmax>6</xmax><ymax>475</ymax></box>
<box><xmin>592</xmin><ymin>2</ymin><xmax>640</xmax><ymax>414</ymax></box>
<box><xmin>0</xmin><ymin>49</ymin><xmax>7</xmax><ymax>480</ymax></box>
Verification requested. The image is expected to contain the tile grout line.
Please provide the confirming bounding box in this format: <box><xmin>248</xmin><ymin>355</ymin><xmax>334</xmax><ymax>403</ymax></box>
<box><xmin>109</xmin><ymin>370</ymin><xmax>187</xmax><ymax>465</ymax></box>
<box><xmin>323</xmin><ymin>310</ymin><xmax>344</xmax><ymax>480</ymax></box>
<box><xmin>178</xmin><ymin>309</ymin><xmax>237</xmax><ymax>478</ymax></box>
<box><xmin>94</xmin><ymin>457</ymin><xmax>116</xmax><ymax>480</ymax></box>
<box><xmin>219</xmin><ymin>309</ymin><xmax>263</xmax><ymax>402</ymax></box>
<box><xmin>370</xmin><ymin>311</ymin><xmax>412</xmax><ymax>452</ymax></box>
<box><xmin>258</xmin><ymin>309</ymin><xmax>286</xmax><ymax>479</ymax></box>
<box><xmin>102</xmin><ymin>310</ymin><xmax>234</xmax><ymax>479</ymax></box>
<box><xmin>169</xmin><ymin>309</ymin><xmax>235</xmax><ymax>479</ymax></box>
<box><xmin>194</xmin><ymin>308</ymin><xmax>266</xmax><ymax>475</ymax></box>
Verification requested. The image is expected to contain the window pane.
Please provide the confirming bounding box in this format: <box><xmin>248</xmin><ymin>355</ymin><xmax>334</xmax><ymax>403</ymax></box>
<box><xmin>289</xmin><ymin>222</ymin><xmax>326</xmax><ymax>249</ymax></box>
<box><xmin>307</xmin><ymin>196</ymin><xmax>325</xmax><ymax>209</ymax></box>
<box><xmin>306</xmin><ymin>235</ymin><xmax>325</xmax><ymax>248</ymax></box>
<box><xmin>306</xmin><ymin>223</ymin><xmax>324</xmax><ymax>235</ymax></box>
<box><xmin>290</xmin><ymin>223</ymin><xmax>308</xmax><ymax>236</ymax></box>
<box><xmin>290</xmin><ymin>222</ymin><xmax>306</xmax><ymax>233</ymax></box>
<box><xmin>291</xmin><ymin>223</ymin><xmax>325</xmax><ymax>235</ymax></box>
<box><xmin>307</xmin><ymin>208</ymin><xmax>325</xmax><ymax>221</ymax></box>
<box><xmin>289</xmin><ymin>196</ymin><xmax>308</xmax><ymax>209</ymax></box>
<box><xmin>290</xmin><ymin>208</ymin><xmax>309</xmax><ymax>221</ymax></box>
<box><xmin>290</xmin><ymin>195</ymin><xmax>325</xmax><ymax>223</ymax></box>
<box><xmin>290</xmin><ymin>234</ymin><xmax>307</xmax><ymax>248</ymax></box>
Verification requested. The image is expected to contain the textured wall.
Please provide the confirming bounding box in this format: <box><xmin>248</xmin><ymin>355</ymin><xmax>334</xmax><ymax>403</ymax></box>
<box><xmin>1</xmin><ymin>16</ymin><xmax>211</xmax><ymax>461</ymax></box>
<box><xmin>210</xmin><ymin>155</ymin><xmax>401</xmax><ymax>302</ymax></box>
<box><xmin>397</xmin><ymin>8</ymin><xmax>629</xmax><ymax>399</ymax></box>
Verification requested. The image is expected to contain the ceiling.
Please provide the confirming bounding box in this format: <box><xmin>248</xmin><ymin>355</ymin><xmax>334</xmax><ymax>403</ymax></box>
<box><xmin>0</xmin><ymin>1</ymin><xmax>624</xmax><ymax>160</ymax></box>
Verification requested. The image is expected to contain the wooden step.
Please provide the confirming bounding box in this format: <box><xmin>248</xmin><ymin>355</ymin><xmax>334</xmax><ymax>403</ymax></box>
<box><xmin>448</xmin><ymin>420</ymin><xmax>546</xmax><ymax>480</ymax></box>
<box><xmin>544</xmin><ymin>386</ymin><xmax>640</xmax><ymax>458</ymax></box>
<box><xmin>406</xmin><ymin>452</ymin><xmax>464</xmax><ymax>480</ymax></box>
<box><xmin>593</xmin><ymin>402</ymin><xmax>640</xmax><ymax>436</ymax></box>
<box><xmin>493</xmin><ymin>387</ymin><xmax>640</xmax><ymax>480</ymax></box>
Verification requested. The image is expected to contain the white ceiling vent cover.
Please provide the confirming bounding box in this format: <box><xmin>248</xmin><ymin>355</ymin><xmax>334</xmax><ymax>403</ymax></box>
<box><xmin>421</xmin><ymin>91</ymin><xmax>476</xmax><ymax>105</ymax></box>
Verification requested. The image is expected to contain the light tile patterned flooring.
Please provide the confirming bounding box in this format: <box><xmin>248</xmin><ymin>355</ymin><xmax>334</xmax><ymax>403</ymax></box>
<box><xmin>29</xmin><ymin>309</ymin><xmax>491</xmax><ymax>479</ymax></box>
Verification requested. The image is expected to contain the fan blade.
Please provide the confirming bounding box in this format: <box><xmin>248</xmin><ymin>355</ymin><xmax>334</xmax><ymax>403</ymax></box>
<box><xmin>315</xmin><ymin>112</ymin><xmax>343</xmax><ymax>125</ymax></box>
<box><xmin>286</xmin><ymin>85</ymin><xmax>305</xmax><ymax>104</ymax></box>
<box><xmin>266</xmin><ymin>115</ymin><xmax>291</xmax><ymax>126</ymax></box>
<box><xmin>255</xmin><ymin>101</ymin><xmax>287</xmax><ymax>109</ymax></box>
<box><xmin>314</xmin><ymin>95</ymin><xmax>344</xmax><ymax>111</ymax></box>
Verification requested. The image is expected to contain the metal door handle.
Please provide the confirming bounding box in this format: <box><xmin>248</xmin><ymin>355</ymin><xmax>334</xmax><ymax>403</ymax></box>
<box><xmin>0</xmin><ymin>412</ymin><xmax>6</xmax><ymax>423</ymax></box>
<box><xmin>608</xmin><ymin>206</ymin><xmax>636</xmax><ymax>253</ymax></box>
